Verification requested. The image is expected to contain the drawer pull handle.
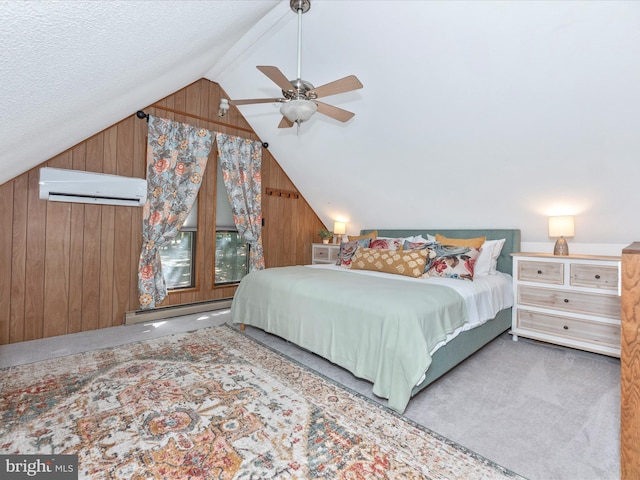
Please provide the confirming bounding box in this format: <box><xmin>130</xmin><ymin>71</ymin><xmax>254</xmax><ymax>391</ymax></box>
<box><xmin>537</xmin><ymin>270</ymin><xmax>542</xmax><ymax>274</ymax></box>
<box><xmin>564</xmin><ymin>298</ymin><xmax>569</xmax><ymax>303</ymax></box>
<box><xmin>595</xmin><ymin>274</ymin><xmax>601</xmax><ymax>279</ymax></box>
<box><xmin>563</xmin><ymin>325</ymin><xmax>569</xmax><ymax>330</ymax></box>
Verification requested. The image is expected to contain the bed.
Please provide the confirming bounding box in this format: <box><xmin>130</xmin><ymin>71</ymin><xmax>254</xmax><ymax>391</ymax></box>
<box><xmin>232</xmin><ymin>228</ymin><xmax>521</xmax><ymax>413</ymax></box>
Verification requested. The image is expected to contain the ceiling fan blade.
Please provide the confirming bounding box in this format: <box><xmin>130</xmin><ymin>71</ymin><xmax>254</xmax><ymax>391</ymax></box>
<box><xmin>309</xmin><ymin>75</ymin><xmax>363</xmax><ymax>99</ymax></box>
<box><xmin>278</xmin><ymin>116</ymin><xmax>295</xmax><ymax>128</ymax></box>
<box><xmin>257</xmin><ymin>66</ymin><xmax>295</xmax><ymax>93</ymax></box>
<box><xmin>229</xmin><ymin>98</ymin><xmax>282</xmax><ymax>106</ymax></box>
<box><xmin>315</xmin><ymin>101</ymin><xmax>355</xmax><ymax>123</ymax></box>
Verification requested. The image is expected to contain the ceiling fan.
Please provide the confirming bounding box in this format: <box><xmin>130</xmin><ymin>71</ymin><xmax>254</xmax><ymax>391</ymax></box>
<box><xmin>230</xmin><ymin>0</ymin><xmax>363</xmax><ymax>129</ymax></box>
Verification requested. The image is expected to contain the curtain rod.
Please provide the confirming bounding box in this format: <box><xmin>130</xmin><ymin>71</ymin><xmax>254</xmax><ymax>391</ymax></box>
<box><xmin>135</xmin><ymin>108</ymin><xmax>269</xmax><ymax>148</ymax></box>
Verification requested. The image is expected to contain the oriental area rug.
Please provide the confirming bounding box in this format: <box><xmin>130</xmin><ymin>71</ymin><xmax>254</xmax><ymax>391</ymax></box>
<box><xmin>0</xmin><ymin>324</ymin><xmax>523</xmax><ymax>479</ymax></box>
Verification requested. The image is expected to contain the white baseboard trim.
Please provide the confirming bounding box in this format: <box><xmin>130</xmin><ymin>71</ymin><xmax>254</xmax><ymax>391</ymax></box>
<box><xmin>125</xmin><ymin>299</ymin><xmax>233</xmax><ymax>325</ymax></box>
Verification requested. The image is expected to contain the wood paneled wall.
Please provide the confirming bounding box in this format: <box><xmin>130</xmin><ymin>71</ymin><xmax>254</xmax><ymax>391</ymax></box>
<box><xmin>621</xmin><ymin>242</ymin><xmax>640</xmax><ymax>479</ymax></box>
<box><xmin>0</xmin><ymin>79</ymin><xmax>326</xmax><ymax>346</ymax></box>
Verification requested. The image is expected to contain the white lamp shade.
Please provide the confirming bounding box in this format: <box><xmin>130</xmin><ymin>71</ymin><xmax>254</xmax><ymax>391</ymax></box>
<box><xmin>280</xmin><ymin>99</ymin><xmax>317</xmax><ymax>123</ymax></box>
<box><xmin>333</xmin><ymin>221</ymin><xmax>346</xmax><ymax>235</ymax></box>
<box><xmin>548</xmin><ymin>215</ymin><xmax>575</xmax><ymax>238</ymax></box>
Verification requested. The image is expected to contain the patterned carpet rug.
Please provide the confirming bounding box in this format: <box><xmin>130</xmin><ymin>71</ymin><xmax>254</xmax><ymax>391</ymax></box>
<box><xmin>0</xmin><ymin>325</ymin><xmax>524</xmax><ymax>479</ymax></box>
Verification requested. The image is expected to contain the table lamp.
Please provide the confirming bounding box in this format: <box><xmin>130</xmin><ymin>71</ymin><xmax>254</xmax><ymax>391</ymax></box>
<box><xmin>333</xmin><ymin>221</ymin><xmax>346</xmax><ymax>244</ymax></box>
<box><xmin>548</xmin><ymin>215</ymin><xmax>574</xmax><ymax>256</ymax></box>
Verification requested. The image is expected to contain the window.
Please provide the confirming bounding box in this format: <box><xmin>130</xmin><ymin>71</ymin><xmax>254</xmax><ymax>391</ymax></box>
<box><xmin>215</xmin><ymin>231</ymin><xmax>249</xmax><ymax>285</ymax></box>
<box><xmin>160</xmin><ymin>160</ymin><xmax>250</xmax><ymax>290</ymax></box>
<box><xmin>158</xmin><ymin>231</ymin><xmax>195</xmax><ymax>289</ymax></box>
<box><xmin>215</xmin><ymin>160</ymin><xmax>249</xmax><ymax>286</ymax></box>
<box><xmin>160</xmin><ymin>203</ymin><xmax>197</xmax><ymax>290</ymax></box>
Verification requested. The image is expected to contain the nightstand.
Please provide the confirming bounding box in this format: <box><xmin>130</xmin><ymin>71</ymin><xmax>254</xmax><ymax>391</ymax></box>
<box><xmin>511</xmin><ymin>252</ymin><xmax>621</xmax><ymax>357</ymax></box>
<box><xmin>312</xmin><ymin>243</ymin><xmax>341</xmax><ymax>265</ymax></box>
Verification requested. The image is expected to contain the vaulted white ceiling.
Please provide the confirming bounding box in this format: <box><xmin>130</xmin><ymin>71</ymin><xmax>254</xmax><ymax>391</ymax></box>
<box><xmin>3</xmin><ymin>1</ymin><xmax>640</xmax><ymax>247</ymax></box>
<box><xmin>0</xmin><ymin>0</ymin><xmax>281</xmax><ymax>183</ymax></box>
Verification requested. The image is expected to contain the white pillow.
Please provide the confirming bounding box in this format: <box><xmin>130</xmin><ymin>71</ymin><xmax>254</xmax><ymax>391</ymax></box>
<box><xmin>474</xmin><ymin>239</ymin><xmax>506</xmax><ymax>276</ymax></box>
<box><xmin>401</xmin><ymin>235</ymin><xmax>427</xmax><ymax>243</ymax></box>
<box><xmin>489</xmin><ymin>238</ymin><xmax>506</xmax><ymax>274</ymax></box>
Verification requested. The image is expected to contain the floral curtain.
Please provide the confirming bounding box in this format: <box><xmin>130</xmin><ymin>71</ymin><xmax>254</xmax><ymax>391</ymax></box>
<box><xmin>216</xmin><ymin>134</ymin><xmax>265</xmax><ymax>271</ymax></box>
<box><xmin>138</xmin><ymin>115</ymin><xmax>213</xmax><ymax>309</ymax></box>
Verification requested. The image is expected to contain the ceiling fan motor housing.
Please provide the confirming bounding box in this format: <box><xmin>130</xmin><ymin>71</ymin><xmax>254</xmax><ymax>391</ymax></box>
<box><xmin>283</xmin><ymin>78</ymin><xmax>316</xmax><ymax>100</ymax></box>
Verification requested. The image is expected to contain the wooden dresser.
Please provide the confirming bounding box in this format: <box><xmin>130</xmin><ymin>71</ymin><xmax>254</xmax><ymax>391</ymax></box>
<box><xmin>511</xmin><ymin>252</ymin><xmax>621</xmax><ymax>357</ymax></box>
<box><xmin>621</xmin><ymin>242</ymin><xmax>640</xmax><ymax>479</ymax></box>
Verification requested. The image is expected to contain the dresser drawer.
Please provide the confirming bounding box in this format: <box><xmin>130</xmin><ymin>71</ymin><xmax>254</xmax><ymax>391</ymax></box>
<box><xmin>570</xmin><ymin>263</ymin><xmax>619</xmax><ymax>290</ymax></box>
<box><xmin>517</xmin><ymin>309</ymin><xmax>620</xmax><ymax>350</ymax></box>
<box><xmin>314</xmin><ymin>246</ymin><xmax>330</xmax><ymax>261</ymax></box>
<box><xmin>518</xmin><ymin>260</ymin><xmax>564</xmax><ymax>285</ymax></box>
<box><xmin>518</xmin><ymin>285</ymin><xmax>621</xmax><ymax>319</ymax></box>
<box><xmin>312</xmin><ymin>244</ymin><xmax>340</xmax><ymax>264</ymax></box>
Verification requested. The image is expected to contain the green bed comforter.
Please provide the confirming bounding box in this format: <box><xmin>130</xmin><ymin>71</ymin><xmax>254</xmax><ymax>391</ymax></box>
<box><xmin>231</xmin><ymin>266</ymin><xmax>468</xmax><ymax>413</ymax></box>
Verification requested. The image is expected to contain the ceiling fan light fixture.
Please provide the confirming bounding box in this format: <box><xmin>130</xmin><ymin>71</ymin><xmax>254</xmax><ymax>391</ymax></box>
<box><xmin>280</xmin><ymin>99</ymin><xmax>317</xmax><ymax>123</ymax></box>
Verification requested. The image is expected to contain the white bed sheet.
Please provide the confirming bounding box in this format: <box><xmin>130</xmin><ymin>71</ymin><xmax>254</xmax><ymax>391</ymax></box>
<box><xmin>307</xmin><ymin>263</ymin><xmax>513</xmax><ymax>355</ymax></box>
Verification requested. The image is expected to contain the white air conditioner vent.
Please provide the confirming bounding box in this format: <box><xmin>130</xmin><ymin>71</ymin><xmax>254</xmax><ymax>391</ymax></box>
<box><xmin>39</xmin><ymin>167</ymin><xmax>147</xmax><ymax>207</ymax></box>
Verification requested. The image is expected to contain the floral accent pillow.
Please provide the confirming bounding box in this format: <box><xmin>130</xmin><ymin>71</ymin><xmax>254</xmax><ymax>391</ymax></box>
<box><xmin>427</xmin><ymin>247</ymin><xmax>481</xmax><ymax>281</ymax></box>
<box><xmin>369</xmin><ymin>237</ymin><xmax>403</xmax><ymax>250</ymax></box>
<box><xmin>403</xmin><ymin>240</ymin><xmax>438</xmax><ymax>272</ymax></box>
<box><xmin>336</xmin><ymin>239</ymin><xmax>369</xmax><ymax>267</ymax></box>
<box><xmin>350</xmin><ymin>247</ymin><xmax>429</xmax><ymax>278</ymax></box>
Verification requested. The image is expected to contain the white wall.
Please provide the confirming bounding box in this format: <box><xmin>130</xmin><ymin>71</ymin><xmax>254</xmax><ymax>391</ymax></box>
<box><xmin>214</xmin><ymin>1</ymin><xmax>640</xmax><ymax>256</ymax></box>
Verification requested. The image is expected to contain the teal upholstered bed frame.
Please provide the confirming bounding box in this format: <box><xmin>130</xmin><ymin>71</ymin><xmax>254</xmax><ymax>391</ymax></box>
<box><xmin>361</xmin><ymin>229</ymin><xmax>521</xmax><ymax>396</ymax></box>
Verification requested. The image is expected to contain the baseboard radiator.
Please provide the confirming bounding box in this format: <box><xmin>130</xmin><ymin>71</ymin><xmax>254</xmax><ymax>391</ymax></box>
<box><xmin>124</xmin><ymin>298</ymin><xmax>233</xmax><ymax>325</ymax></box>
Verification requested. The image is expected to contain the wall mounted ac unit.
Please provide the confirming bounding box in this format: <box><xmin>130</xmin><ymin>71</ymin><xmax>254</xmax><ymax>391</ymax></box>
<box><xmin>39</xmin><ymin>167</ymin><xmax>147</xmax><ymax>207</ymax></box>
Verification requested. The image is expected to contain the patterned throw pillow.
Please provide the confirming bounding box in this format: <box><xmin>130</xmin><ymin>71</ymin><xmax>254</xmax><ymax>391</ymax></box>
<box><xmin>427</xmin><ymin>247</ymin><xmax>481</xmax><ymax>281</ymax></box>
<box><xmin>350</xmin><ymin>247</ymin><xmax>429</xmax><ymax>278</ymax></box>
<box><xmin>336</xmin><ymin>239</ymin><xmax>369</xmax><ymax>267</ymax></box>
<box><xmin>369</xmin><ymin>237</ymin><xmax>403</xmax><ymax>250</ymax></box>
<box><xmin>404</xmin><ymin>241</ymin><xmax>438</xmax><ymax>272</ymax></box>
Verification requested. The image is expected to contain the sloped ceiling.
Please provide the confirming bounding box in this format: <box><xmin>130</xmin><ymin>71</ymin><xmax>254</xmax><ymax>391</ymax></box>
<box><xmin>3</xmin><ymin>1</ymin><xmax>640</xmax><ymax>246</ymax></box>
<box><xmin>0</xmin><ymin>0</ymin><xmax>281</xmax><ymax>182</ymax></box>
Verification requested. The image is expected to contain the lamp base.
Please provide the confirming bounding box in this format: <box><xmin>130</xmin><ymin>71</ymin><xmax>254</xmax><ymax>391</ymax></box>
<box><xmin>553</xmin><ymin>236</ymin><xmax>569</xmax><ymax>256</ymax></box>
